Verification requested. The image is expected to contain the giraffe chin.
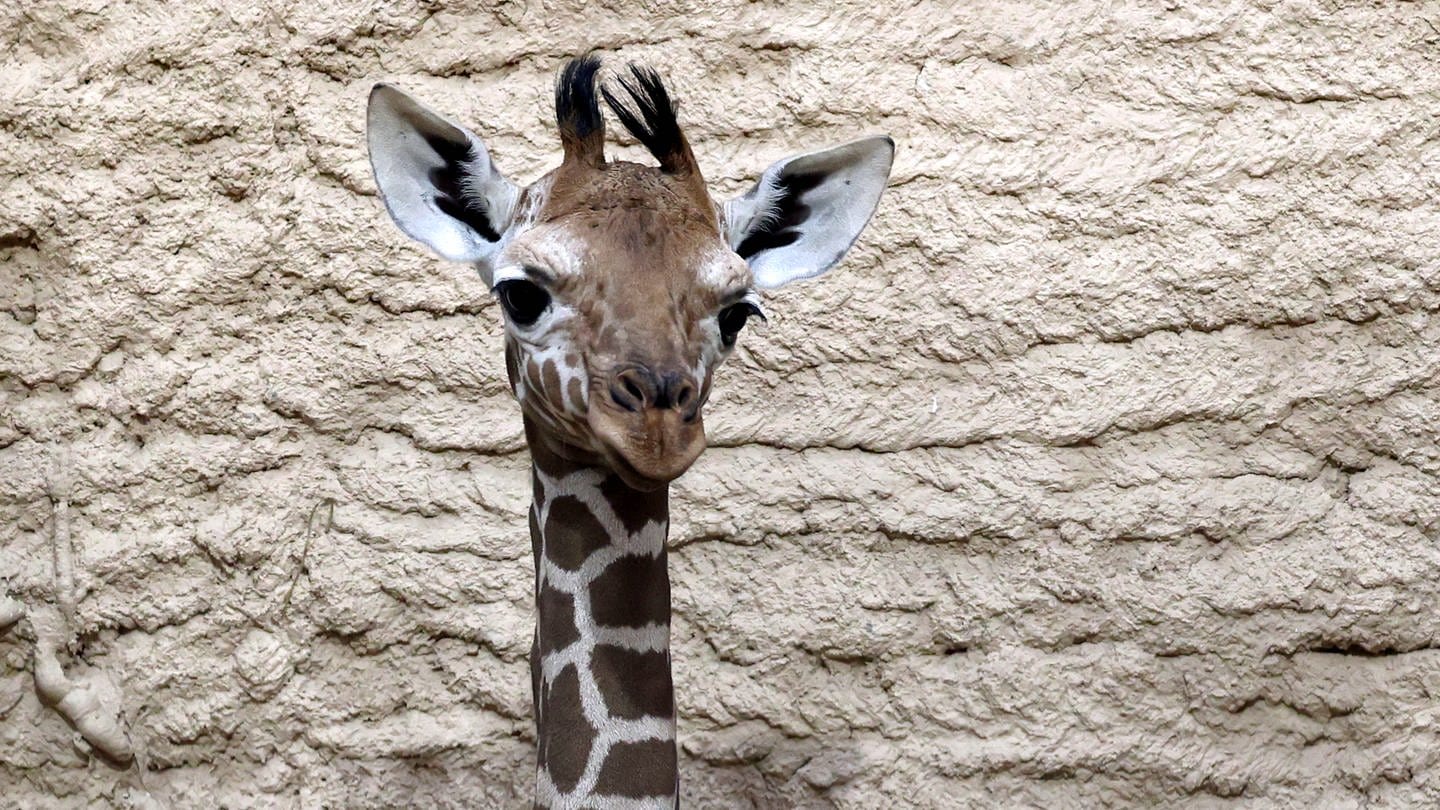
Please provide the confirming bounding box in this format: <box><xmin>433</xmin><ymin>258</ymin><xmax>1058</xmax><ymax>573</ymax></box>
<box><xmin>589</xmin><ymin>410</ymin><xmax>707</xmax><ymax>491</ymax></box>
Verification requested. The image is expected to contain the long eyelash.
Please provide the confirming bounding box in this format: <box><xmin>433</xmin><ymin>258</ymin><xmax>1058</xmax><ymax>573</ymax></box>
<box><xmin>741</xmin><ymin>293</ymin><xmax>768</xmax><ymax>323</ymax></box>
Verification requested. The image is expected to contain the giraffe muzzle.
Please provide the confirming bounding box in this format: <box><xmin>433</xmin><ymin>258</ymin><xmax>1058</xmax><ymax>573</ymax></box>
<box><xmin>606</xmin><ymin>365</ymin><xmax>700</xmax><ymax>416</ymax></box>
<box><xmin>591</xmin><ymin>364</ymin><xmax>707</xmax><ymax>488</ymax></box>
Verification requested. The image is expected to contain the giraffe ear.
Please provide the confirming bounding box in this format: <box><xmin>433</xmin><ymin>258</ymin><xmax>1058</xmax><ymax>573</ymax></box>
<box><xmin>722</xmin><ymin>136</ymin><xmax>894</xmax><ymax>289</ymax></box>
<box><xmin>367</xmin><ymin>84</ymin><xmax>520</xmax><ymax>273</ymax></box>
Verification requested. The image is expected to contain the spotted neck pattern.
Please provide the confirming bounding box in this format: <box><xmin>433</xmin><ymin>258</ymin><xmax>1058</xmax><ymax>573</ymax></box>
<box><xmin>526</xmin><ymin>421</ymin><xmax>678</xmax><ymax>809</ymax></box>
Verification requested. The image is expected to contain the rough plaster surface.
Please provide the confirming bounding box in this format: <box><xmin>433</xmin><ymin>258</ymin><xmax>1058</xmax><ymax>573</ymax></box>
<box><xmin>3</xmin><ymin>1</ymin><xmax>1440</xmax><ymax>807</ymax></box>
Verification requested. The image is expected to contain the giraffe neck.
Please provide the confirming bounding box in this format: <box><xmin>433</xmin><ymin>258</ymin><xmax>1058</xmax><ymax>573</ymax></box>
<box><xmin>526</xmin><ymin>421</ymin><xmax>678</xmax><ymax>809</ymax></box>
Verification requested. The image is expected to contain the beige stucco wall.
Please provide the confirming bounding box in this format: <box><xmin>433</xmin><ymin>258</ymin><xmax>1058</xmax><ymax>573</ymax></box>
<box><xmin>4</xmin><ymin>1</ymin><xmax>1440</xmax><ymax>807</ymax></box>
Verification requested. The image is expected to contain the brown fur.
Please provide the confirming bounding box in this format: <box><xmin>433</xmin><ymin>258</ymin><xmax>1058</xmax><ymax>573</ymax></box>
<box><xmin>504</xmin><ymin>158</ymin><xmax>749</xmax><ymax>488</ymax></box>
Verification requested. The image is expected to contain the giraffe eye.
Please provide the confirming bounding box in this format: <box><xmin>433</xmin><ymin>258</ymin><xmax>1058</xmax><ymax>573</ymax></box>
<box><xmin>717</xmin><ymin>302</ymin><xmax>763</xmax><ymax>347</ymax></box>
<box><xmin>495</xmin><ymin>280</ymin><xmax>551</xmax><ymax>327</ymax></box>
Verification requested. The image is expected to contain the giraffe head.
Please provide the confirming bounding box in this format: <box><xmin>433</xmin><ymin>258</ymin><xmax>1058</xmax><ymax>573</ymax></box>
<box><xmin>367</xmin><ymin>56</ymin><xmax>893</xmax><ymax>489</ymax></box>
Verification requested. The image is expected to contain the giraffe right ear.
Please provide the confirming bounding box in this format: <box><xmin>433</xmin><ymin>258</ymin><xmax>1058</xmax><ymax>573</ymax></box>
<box><xmin>722</xmin><ymin>136</ymin><xmax>894</xmax><ymax>289</ymax></box>
<box><xmin>367</xmin><ymin>84</ymin><xmax>520</xmax><ymax>273</ymax></box>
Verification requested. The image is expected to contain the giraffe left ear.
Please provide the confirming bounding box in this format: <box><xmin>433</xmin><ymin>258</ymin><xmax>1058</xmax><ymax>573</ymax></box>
<box><xmin>367</xmin><ymin>84</ymin><xmax>520</xmax><ymax>277</ymax></box>
<box><xmin>722</xmin><ymin>136</ymin><xmax>894</xmax><ymax>289</ymax></box>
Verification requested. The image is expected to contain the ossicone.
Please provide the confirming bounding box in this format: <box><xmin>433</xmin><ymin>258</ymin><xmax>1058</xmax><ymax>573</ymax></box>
<box><xmin>553</xmin><ymin>55</ymin><xmax>701</xmax><ymax>178</ymax></box>
<box><xmin>600</xmin><ymin>63</ymin><xmax>698</xmax><ymax>177</ymax></box>
<box><xmin>555</xmin><ymin>54</ymin><xmax>606</xmax><ymax>167</ymax></box>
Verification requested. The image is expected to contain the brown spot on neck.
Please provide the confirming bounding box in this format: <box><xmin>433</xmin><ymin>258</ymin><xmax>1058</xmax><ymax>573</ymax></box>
<box><xmin>594</xmin><ymin>739</ymin><xmax>678</xmax><ymax>798</ymax></box>
<box><xmin>543</xmin><ymin>494</ymin><xmax>610</xmax><ymax>571</ymax></box>
<box><xmin>537</xmin><ymin>664</ymin><xmax>591</xmax><ymax>793</ymax></box>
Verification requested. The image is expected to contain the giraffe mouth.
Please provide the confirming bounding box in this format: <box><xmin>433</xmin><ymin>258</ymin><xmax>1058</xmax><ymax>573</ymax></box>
<box><xmin>602</xmin><ymin>448</ymin><xmax>671</xmax><ymax>492</ymax></box>
<box><xmin>589</xmin><ymin>407</ymin><xmax>707</xmax><ymax>490</ymax></box>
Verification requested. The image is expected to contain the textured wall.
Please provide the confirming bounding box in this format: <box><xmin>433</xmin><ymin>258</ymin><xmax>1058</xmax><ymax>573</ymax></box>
<box><xmin>4</xmin><ymin>1</ymin><xmax>1440</xmax><ymax>807</ymax></box>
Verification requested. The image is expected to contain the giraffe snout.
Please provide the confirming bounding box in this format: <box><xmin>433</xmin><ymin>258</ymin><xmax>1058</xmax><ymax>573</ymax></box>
<box><xmin>607</xmin><ymin>365</ymin><xmax>699</xmax><ymax>418</ymax></box>
<box><xmin>591</xmin><ymin>362</ymin><xmax>708</xmax><ymax>488</ymax></box>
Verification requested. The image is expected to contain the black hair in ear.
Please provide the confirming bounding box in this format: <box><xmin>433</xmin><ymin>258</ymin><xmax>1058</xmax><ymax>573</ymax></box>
<box><xmin>733</xmin><ymin>170</ymin><xmax>828</xmax><ymax>259</ymax></box>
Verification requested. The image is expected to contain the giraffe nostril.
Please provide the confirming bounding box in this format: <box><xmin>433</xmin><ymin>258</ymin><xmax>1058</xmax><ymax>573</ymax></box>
<box><xmin>609</xmin><ymin>382</ymin><xmax>639</xmax><ymax>412</ymax></box>
<box><xmin>610</xmin><ymin>366</ymin><xmax>698</xmax><ymax>413</ymax></box>
<box><xmin>653</xmin><ymin>371</ymin><xmax>697</xmax><ymax>412</ymax></box>
<box><xmin>609</xmin><ymin>368</ymin><xmax>652</xmax><ymax>412</ymax></box>
<box><xmin>673</xmin><ymin>380</ymin><xmax>694</xmax><ymax>409</ymax></box>
<box><xmin>623</xmin><ymin>377</ymin><xmax>645</xmax><ymax>404</ymax></box>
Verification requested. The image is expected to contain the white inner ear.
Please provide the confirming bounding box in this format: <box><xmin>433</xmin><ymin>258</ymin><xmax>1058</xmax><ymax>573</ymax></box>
<box><xmin>724</xmin><ymin>136</ymin><xmax>894</xmax><ymax>289</ymax></box>
<box><xmin>367</xmin><ymin>84</ymin><xmax>519</xmax><ymax>268</ymax></box>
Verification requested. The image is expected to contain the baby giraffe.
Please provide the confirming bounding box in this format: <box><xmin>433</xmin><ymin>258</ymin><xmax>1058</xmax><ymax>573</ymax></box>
<box><xmin>366</xmin><ymin>55</ymin><xmax>893</xmax><ymax>809</ymax></box>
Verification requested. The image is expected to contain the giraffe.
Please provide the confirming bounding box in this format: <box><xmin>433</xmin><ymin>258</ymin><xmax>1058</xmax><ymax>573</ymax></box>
<box><xmin>365</xmin><ymin>54</ymin><xmax>893</xmax><ymax>808</ymax></box>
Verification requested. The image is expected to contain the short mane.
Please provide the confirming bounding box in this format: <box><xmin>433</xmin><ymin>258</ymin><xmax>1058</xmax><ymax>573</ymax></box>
<box><xmin>555</xmin><ymin>55</ymin><xmax>605</xmax><ymax>164</ymax></box>
<box><xmin>600</xmin><ymin>64</ymin><xmax>693</xmax><ymax>175</ymax></box>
